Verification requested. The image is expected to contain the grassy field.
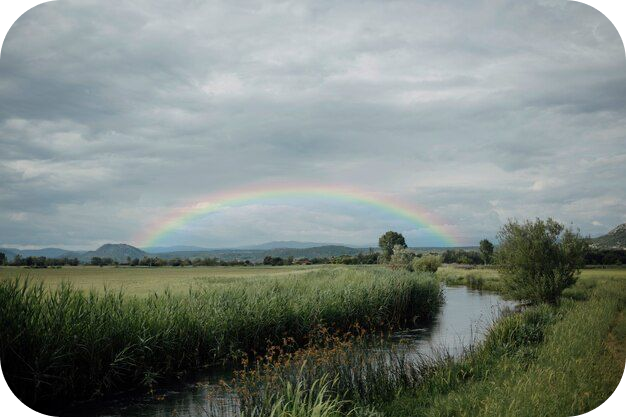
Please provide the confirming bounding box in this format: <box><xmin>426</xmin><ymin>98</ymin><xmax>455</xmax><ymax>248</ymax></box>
<box><xmin>0</xmin><ymin>266</ymin><xmax>441</xmax><ymax>413</ymax></box>
<box><xmin>0</xmin><ymin>264</ymin><xmax>333</xmax><ymax>295</ymax></box>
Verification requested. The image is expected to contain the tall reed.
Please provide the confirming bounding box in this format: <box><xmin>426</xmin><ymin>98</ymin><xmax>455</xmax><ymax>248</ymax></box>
<box><xmin>0</xmin><ymin>268</ymin><xmax>441</xmax><ymax>412</ymax></box>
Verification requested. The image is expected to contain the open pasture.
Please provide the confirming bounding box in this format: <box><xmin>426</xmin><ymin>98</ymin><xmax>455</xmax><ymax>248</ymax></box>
<box><xmin>0</xmin><ymin>264</ymin><xmax>335</xmax><ymax>295</ymax></box>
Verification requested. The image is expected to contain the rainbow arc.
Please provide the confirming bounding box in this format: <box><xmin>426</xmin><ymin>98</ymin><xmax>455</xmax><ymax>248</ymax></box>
<box><xmin>135</xmin><ymin>184</ymin><xmax>461</xmax><ymax>247</ymax></box>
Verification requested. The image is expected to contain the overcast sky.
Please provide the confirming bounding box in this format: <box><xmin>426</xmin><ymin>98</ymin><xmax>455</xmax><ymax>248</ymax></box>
<box><xmin>1</xmin><ymin>0</ymin><xmax>625</xmax><ymax>249</ymax></box>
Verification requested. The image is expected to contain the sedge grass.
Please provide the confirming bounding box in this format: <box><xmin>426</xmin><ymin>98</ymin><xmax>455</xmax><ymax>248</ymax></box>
<box><xmin>0</xmin><ymin>267</ymin><xmax>441</xmax><ymax>413</ymax></box>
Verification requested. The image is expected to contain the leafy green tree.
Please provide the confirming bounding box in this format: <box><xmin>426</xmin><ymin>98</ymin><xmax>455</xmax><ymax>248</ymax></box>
<box><xmin>495</xmin><ymin>218</ymin><xmax>587</xmax><ymax>305</ymax></box>
<box><xmin>479</xmin><ymin>239</ymin><xmax>494</xmax><ymax>264</ymax></box>
<box><xmin>379</xmin><ymin>231</ymin><xmax>407</xmax><ymax>261</ymax></box>
<box><xmin>12</xmin><ymin>254</ymin><xmax>23</xmax><ymax>266</ymax></box>
<box><xmin>0</xmin><ymin>252</ymin><xmax>6</xmax><ymax>265</ymax></box>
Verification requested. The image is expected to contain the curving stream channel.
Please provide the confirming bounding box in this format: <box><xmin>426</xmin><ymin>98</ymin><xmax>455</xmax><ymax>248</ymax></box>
<box><xmin>61</xmin><ymin>286</ymin><xmax>516</xmax><ymax>417</ymax></box>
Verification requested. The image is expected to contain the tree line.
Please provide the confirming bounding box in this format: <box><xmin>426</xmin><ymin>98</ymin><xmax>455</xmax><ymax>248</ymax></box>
<box><xmin>0</xmin><ymin>254</ymin><xmax>80</xmax><ymax>268</ymax></box>
<box><xmin>1</xmin><ymin>227</ymin><xmax>624</xmax><ymax>270</ymax></box>
<box><xmin>92</xmin><ymin>256</ymin><xmax>254</xmax><ymax>267</ymax></box>
<box><xmin>381</xmin><ymin>218</ymin><xmax>591</xmax><ymax>305</ymax></box>
<box><xmin>262</xmin><ymin>252</ymin><xmax>380</xmax><ymax>266</ymax></box>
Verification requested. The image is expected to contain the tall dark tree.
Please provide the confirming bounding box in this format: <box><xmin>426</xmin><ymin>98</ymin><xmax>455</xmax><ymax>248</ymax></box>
<box><xmin>0</xmin><ymin>252</ymin><xmax>6</xmax><ymax>265</ymax></box>
<box><xmin>479</xmin><ymin>239</ymin><xmax>494</xmax><ymax>264</ymax></box>
<box><xmin>378</xmin><ymin>231</ymin><xmax>407</xmax><ymax>261</ymax></box>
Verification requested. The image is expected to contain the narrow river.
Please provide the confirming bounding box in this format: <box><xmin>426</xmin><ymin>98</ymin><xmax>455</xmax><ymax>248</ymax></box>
<box><xmin>61</xmin><ymin>286</ymin><xmax>515</xmax><ymax>417</ymax></box>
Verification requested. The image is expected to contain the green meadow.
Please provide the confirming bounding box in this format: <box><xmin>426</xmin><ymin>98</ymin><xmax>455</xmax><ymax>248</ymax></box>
<box><xmin>0</xmin><ymin>264</ymin><xmax>334</xmax><ymax>295</ymax></box>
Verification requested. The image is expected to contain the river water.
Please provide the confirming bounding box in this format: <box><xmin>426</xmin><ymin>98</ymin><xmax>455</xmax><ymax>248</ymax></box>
<box><xmin>61</xmin><ymin>286</ymin><xmax>515</xmax><ymax>417</ymax></box>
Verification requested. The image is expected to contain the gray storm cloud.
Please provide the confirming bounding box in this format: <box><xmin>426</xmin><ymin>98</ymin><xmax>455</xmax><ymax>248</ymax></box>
<box><xmin>0</xmin><ymin>0</ymin><xmax>625</xmax><ymax>248</ymax></box>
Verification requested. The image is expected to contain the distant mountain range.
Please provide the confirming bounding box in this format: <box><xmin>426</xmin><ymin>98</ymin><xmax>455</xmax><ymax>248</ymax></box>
<box><xmin>590</xmin><ymin>223</ymin><xmax>626</xmax><ymax>249</ymax></box>
<box><xmin>4</xmin><ymin>226</ymin><xmax>622</xmax><ymax>264</ymax></box>
<box><xmin>0</xmin><ymin>242</ymin><xmax>374</xmax><ymax>263</ymax></box>
<box><xmin>79</xmin><ymin>243</ymin><xmax>147</xmax><ymax>261</ymax></box>
<box><xmin>0</xmin><ymin>247</ymin><xmax>74</xmax><ymax>259</ymax></box>
<box><xmin>0</xmin><ymin>242</ymin><xmax>456</xmax><ymax>264</ymax></box>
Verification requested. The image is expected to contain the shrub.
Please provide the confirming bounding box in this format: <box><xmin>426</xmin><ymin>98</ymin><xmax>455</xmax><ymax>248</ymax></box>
<box><xmin>412</xmin><ymin>254</ymin><xmax>442</xmax><ymax>273</ymax></box>
<box><xmin>495</xmin><ymin>218</ymin><xmax>587</xmax><ymax>304</ymax></box>
<box><xmin>389</xmin><ymin>245</ymin><xmax>416</xmax><ymax>270</ymax></box>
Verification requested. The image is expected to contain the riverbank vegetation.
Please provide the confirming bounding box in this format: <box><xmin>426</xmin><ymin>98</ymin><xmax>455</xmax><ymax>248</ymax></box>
<box><xmin>2</xmin><ymin>223</ymin><xmax>624</xmax><ymax>416</ymax></box>
<box><xmin>0</xmin><ymin>268</ymin><xmax>441</xmax><ymax>413</ymax></box>
<box><xmin>232</xmin><ymin>271</ymin><xmax>625</xmax><ymax>417</ymax></box>
<box><xmin>381</xmin><ymin>276</ymin><xmax>626</xmax><ymax>417</ymax></box>
<box><xmin>228</xmin><ymin>220</ymin><xmax>623</xmax><ymax>417</ymax></box>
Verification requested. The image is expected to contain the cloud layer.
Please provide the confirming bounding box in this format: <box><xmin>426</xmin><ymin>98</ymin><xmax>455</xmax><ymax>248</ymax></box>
<box><xmin>1</xmin><ymin>0</ymin><xmax>625</xmax><ymax>249</ymax></box>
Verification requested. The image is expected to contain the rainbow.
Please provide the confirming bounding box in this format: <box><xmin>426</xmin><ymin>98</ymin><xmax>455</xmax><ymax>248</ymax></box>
<box><xmin>135</xmin><ymin>183</ymin><xmax>461</xmax><ymax>247</ymax></box>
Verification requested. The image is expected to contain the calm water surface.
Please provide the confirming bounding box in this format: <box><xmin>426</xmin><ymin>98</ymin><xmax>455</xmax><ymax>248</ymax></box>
<box><xmin>62</xmin><ymin>286</ymin><xmax>515</xmax><ymax>417</ymax></box>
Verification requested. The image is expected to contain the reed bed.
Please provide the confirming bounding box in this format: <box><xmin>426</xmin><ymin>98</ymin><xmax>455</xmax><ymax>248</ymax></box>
<box><xmin>230</xmin><ymin>325</ymin><xmax>431</xmax><ymax>417</ymax></box>
<box><xmin>0</xmin><ymin>268</ymin><xmax>441</xmax><ymax>412</ymax></box>
<box><xmin>245</xmin><ymin>275</ymin><xmax>626</xmax><ymax>417</ymax></box>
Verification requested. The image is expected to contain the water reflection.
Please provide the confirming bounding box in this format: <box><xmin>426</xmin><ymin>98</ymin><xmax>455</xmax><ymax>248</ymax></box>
<box><xmin>390</xmin><ymin>286</ymin><xmax>516</xmax><ymax>359</ymax></box>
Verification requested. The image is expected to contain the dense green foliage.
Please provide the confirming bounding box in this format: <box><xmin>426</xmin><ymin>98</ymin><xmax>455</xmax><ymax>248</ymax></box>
<box><xmin>379</xmin><ymin>231</ymin><xmax>407</xmax><ymax>261</ymax></box>
<box><xmin>479</xmin><ymin>239</ymin><xmax>494</xmax><ymax>264</ymax></box>
<box><xmin>495</xmin><ymin>218</ymin><xmax>587</xmax><ymax>304</ymax></box>
<box><xmin>388</xmin><ymin>248</ymin><xmax>442</xmax><ymax>273</ymax></box>
<box><xmin>389</xmin><ymin>245</ymin><xmax>416</xmax><ymax>269</ymax></box>
<box><xmin>440</xmin><ymin>249</ymin><xmax>483</xmax><ymax>265</ymax></box>
<box><xmin>328</xmin><ymin>252</ymin><xmax>380</xmax><ymax>265</ymax></box>
<box><xmin>8</xmin><ymin>254</ymin><xmax>80</xmax><ymax>267</ymax></box>
<box><xmin>412</xmin><ymin>254</ymin><xmax>442</xmax><ymax>273</ymax></box>
<box><xmin>585</xmin><ymin>248</ymin><xmax>626</xmax><ymax>265</ymax></box>
<box><xmin>0</xmin><ymin>268</ymin><xmax>441</xmax><ymax>412</ymax></box>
